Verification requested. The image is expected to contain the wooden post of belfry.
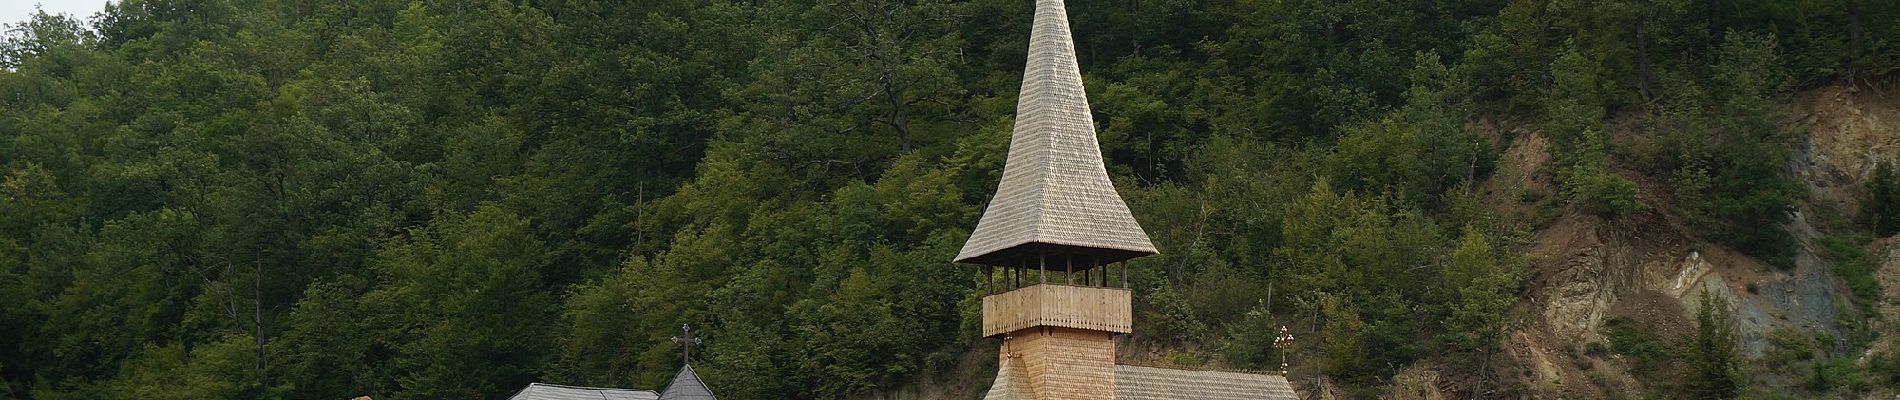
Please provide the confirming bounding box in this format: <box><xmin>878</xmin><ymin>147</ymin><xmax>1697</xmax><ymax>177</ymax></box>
<box><xmin>1093</xmin><ymin>255</ymin><xmax>1102</xmax><ymax>287</ymax></box>
<box><xmin>1020</xmin><ymin>257</ymin><xmax>1027</xmax><ymax>288</ymax></box>
<box><xmin>1097</xmin><ymin>258</ymin><xmax>1104</xmax><ymax>286</ymax></box>
<box><xmin>985</xmin><ymin>265</ymin><xmax>994</xmax><ymax>294</ymax></box>
<box><xmin>1066</xmin><ymin>254</ymin><xmax>1074</xmax><ymax>285</ymax></box>
<box><xmin>1038</xmin><ymin>253</ymin><xmax>1046</xmax><ymax>283</ymax></box>
<box><xmin>1109</xmin><ymin>261</ymin><xmax>1124</xmax><ymax>288</ymax></box>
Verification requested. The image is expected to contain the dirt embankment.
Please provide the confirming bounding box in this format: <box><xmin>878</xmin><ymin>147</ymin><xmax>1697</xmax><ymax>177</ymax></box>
<box><xmin>1493</xmin><ymin>79</ymin><xmax>1900</xmax><ymax>398</ymax></box>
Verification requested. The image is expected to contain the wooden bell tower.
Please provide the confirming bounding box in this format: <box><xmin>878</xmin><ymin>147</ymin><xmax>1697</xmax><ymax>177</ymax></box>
<box><xmin>955</xmin><ymin>0</ymin><xmax>1157</xmax><ymax>398</ymax></box>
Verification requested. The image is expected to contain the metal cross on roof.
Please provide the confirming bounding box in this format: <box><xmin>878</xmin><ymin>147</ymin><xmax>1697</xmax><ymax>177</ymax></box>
<box><xmin>670</xmin><ymin>324</ymin><xmax>703</xmax><ymax>365</ymax></box>
<box><xmin>1273</xmin><ymin>325</ymin><xmax>1295</xmax><ymax>375</ymax></box>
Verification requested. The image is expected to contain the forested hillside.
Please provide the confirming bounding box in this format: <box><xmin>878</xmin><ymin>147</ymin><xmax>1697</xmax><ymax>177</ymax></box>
<box><xmin>2</xmin><ymin>0</ymin><xmax>1897</xmax><ymax>399</ymax></box>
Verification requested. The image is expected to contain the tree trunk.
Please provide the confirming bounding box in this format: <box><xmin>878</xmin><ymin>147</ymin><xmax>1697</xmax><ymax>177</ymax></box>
<box><xmin>1708</xmin><ymin>0</ymin><xmax>1722</xmax><ymax>48</ymax></box>
<box><xmin>889</xmin><ymin>87</ymin><xmax>912</xmax><ymax>153</ymax></box>
<box><xmin>254</xmin><ymin>261</ymin><xmax>268</xmax><ymax>383</ymax></box>
<box><xmin>1849</xmin><ymin>0</ymin><xmax>1863</xmax><ymax>61</ymax></box>
<box><xmin>1635</xmin><ymin>12</ymin><xmax>1654</xmax><ymax>100</ymax></box>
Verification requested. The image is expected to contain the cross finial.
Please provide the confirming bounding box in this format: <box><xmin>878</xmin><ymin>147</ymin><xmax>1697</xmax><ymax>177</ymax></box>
<box><xmin>670</xmin><ymin>324</ymin><xmax>702</xmax><ymax>365</ymax></box>
<box><xmin>1272</xmin><ymin>325</ymin><xmax>1295</xmax><ymax>375</ymax></box>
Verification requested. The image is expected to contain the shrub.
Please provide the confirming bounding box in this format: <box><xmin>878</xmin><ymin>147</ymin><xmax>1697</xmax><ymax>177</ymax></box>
<box><xmin>1814</xmin><ymin>236</ymin><xmax>1880</xmax><ymax>311</ymax></box>
<box><xmin>1807</xmin><ymin>357</ymin><xmax>1866</xmax><ymax>393</ymax></box>
<box><xmin>1584</xmin><ymin>341</ymin><xmax>1609</xmax><ymax>357</ymax></box>
<box><xmin>1605</xmin><ymin>317</ymin><xmax>1670</xmax><ymax>366</ymax></box>
<box><xmin>1562</xmin><ymin>163</ymin><xmax>1644</xmax><ymax>217</ymax></box>
<box><xmin>1868</xmin><ymin>161</ymin><xmax>1900</xmax><ymax>236</ymax></box>
<box><xmin>1874</xmin><ymin>345</ymin><xmax>1900</xmax><ymax>386</ymax></box>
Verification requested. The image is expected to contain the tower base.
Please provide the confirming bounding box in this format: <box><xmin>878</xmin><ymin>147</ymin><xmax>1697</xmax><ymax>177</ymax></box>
<box><xmin>1001</xmin><ymin>326</ymin><xmax>1117</xmax><ymax>400</ymax></box>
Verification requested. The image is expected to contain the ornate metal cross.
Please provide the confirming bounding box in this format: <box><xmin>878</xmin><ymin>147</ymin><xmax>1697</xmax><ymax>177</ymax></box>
<box><xmin>1273</xmin><ymin>325</ymin><xmax>1295</xmax><ymax>375</ymax></box>
<box><xmin>670</xmin><ymin>324</ymin><xmax>703</xmax><ymax>365</ymax></box>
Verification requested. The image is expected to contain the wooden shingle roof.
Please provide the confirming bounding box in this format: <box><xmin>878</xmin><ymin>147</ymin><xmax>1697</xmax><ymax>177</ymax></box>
<box><xmin>981</xmin><ymin>362</ymin><xmax>1300</xmax><ymax>400</ymax></box>
<box><xmin>657</xmin><ymin>364</ymin><xmax>716</xmax><ymax>400</ymax></box>
<box><xmin>1115</xmin><ymin>365</ymin><xmax>1299</xmax><ymax>400</ymax></box>
<box><xmin>507</xmin><ymin>383</ymin><xmax>658</xmax><ymax>400</ymax></box>
<box><xmin>956</xmin><ymin>0</ymin><xmax>1156</xmax><ymax>267</ymax></box>
<box><xmin>981</xmin><ymin>356</ymin><xmax>1035</xmax><ymax>400</ymax></box>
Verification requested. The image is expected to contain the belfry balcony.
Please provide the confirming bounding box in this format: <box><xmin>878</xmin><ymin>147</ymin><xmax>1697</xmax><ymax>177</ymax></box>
<box><xmin>981</xmin><ymin>283</ymin><xmax>1132</xmax><ymax>337</ymax></box>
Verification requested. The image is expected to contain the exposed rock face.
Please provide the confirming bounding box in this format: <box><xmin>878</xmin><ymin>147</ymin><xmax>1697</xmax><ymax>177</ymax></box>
<box><xmin>1801</xmin><ymin>83</ymin><xmax>1900</xmax><ymax>200</ymax></box>
<box><xmin>1502</xmin><ymin>80</ymin><xmax>1900</xmax><ymax>398</ymax></box>
<box><xmin>1382</xmin><ymin>366</ymin><xmax>1447</xmax><ymax>400</ymax></box>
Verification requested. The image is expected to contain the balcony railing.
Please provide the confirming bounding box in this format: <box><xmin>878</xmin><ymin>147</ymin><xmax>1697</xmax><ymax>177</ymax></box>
<box><xmin>981</xmin><ymin>283</ymin><xmax>1132</xmax><ymax>337</ymax></box>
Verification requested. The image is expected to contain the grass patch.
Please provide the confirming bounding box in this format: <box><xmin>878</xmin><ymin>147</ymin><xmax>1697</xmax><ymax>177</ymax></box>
<box><xmin>1602</xmin><ymin>317</ymin><xmax>1687</xmax><ymax>398</ymax></box>
<box><xmin>1763</xmin><ymin>328</ymin><xmax>1816</xmax><ymax>371</ymax></box>
<box><xmin>1874</xmin><ymin>336</ymin><xmax>1900</xmax><ymax>387</ymax></box>
<box><xmin>1813</xmin><ymin>236</ymin><xmax>1880</xmax><ymax>312</ymax></box>
<box><xmin>1808</xmin><ymin>356</ymin><xmax>1868</xmax><ymax>393</ymax></box>
<box><xmin>1162</xmin><ymin>350</ymin><xmax>1209</xmax><ymax>368</ymax></box>
<box><xmin>1604</xmin><ymin>317</ymin><xmax>1670</xmax><ymax>365</ymax></box>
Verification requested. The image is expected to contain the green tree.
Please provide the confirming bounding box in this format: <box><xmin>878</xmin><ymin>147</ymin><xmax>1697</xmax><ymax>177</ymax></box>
<box><xmin>1214</xmin><ymin>302</ymin><xmax>1281</xmax><ymax>370</ymax></box>
<box><xmin>1439</xmin><ymin>226</ymin><xmax>1520</xmax><ymax>354</ymax></box>
<box><xmin>1542</xmin><ymin>39</ymin><xmax>1644</xmax><ymax>218</ymax></box>
<box><xmin>1686</xmin><ymin>290</ymin><xmax>1744</xmax><ymax>399</ymax></box>
<box><xmin>275</xmin><ymin>280</ymin><xmax>389</xmax><ymax>399</ymax></box>
<box><xmin>1701</xmin><ymin>32</ymin><xmax>1800</xmax><ymax>267</ymax></box>
<box><xmin>1562</xmin><ymin>160</ymin><xmax>1645</xmax><ymax>217</ymax></box>
<box><xmin>1328</xmin><ymin>116</ymin><xmax>1429</xmax><ymax>204</ymax></box>
<box><xmin>364</xmin><ymin>205</ymin><xmax>553</xmax><ymax>398</ymax></box>
<box><xmin>1869</xmin><ymin>161</ymin><xmax>1900</xmax><ymax>236</ymax></box>
<box><xmin>1318</xmin><ymin>295</ymin><xmax>1370</xmax><ymax>380</ymax></box>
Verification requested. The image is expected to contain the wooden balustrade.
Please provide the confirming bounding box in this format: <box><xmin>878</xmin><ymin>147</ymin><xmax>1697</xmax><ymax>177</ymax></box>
<box><xmin>982</xmin><ymin>283</ymin><xmax>1132</xmax><ymax>337</ymax></box>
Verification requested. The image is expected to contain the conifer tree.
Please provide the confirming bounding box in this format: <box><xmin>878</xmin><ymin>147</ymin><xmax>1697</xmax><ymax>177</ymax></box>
<box><xmin>1686</xmin><ymin>290</ymin><xmax>1744</xmax><ymax>399</ymax></box>
<box><xmin>1868</xmin><ymin>161</ymin><xmax>1900</xmax><ymax>236</ymax></box>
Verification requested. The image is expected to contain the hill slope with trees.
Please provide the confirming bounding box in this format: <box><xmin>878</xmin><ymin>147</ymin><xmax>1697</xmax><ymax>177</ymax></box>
<box><xmin>2</xmin><ymin>0</ymin><xmax>1897</xmax><ymax>398</ymax></box>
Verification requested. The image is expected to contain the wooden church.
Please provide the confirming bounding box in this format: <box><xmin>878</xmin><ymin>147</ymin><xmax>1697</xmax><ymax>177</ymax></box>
<box><xmin>505</xmin><ymin>364</ymin><xmax>715</xmax><ymax>400</ymax></box>
<box><xmin>958</xmin><ymin>0</ymin><xmax>1301</xmax><ymax>398</ymax></box>
<box><xmin>507</xmin><ymin>326</ymin><xmax>717</xmax><ymax>400</ymax></box>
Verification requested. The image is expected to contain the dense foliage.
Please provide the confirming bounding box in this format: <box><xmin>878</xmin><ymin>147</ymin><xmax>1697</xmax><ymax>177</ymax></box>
<box><xmin>2</xmin><ymin>0</ymin><xmax>1894</xmax><ymax>399</ymax></box>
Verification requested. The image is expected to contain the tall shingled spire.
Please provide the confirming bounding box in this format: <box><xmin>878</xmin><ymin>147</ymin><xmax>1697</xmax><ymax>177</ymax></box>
<box><xmin>955</xmin><ymin>0</ymin><xmax>1156</xmax><ymax>268</ymax></box>
<box><xmin>962</xmin><ymin>2</ymin><xmax>1303</xmax><ymax>399</ymax></box>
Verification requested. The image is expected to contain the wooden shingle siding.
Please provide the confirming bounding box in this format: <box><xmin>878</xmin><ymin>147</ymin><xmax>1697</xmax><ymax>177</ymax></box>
<box><xmin>1013</xmin><ymin>327</ymin><xmax>1118</xmax><ymax>400</ymax></box>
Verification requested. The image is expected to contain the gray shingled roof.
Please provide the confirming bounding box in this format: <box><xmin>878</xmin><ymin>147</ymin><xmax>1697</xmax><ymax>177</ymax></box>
<box><xmin>955</xmin><ymin>0</ymin><xmax>1157</xmax><ymax>267</ymax></box>
<box><xmin>981</xmin><ymin>357</ymin><xmax>1034</xmax><ymax>400</ymax></box>
<box><xmin>1115</xmin><ymin>365</ymin><xmax>1299</xmax><ymax>400</ymax></box>
<box><xmin>657</xmin><ymin>364</ymin><xmax>716</xmax><ymax>400</ymax></box>
<box><xmin>508</xmin><ymin>383</ymin><xmax>658</xmax><ymax>400</ymax></box>
<box><xmin>981</xmin><ymin>362</ymin><xmax>1299</xmax><ymax>400</ymax></box>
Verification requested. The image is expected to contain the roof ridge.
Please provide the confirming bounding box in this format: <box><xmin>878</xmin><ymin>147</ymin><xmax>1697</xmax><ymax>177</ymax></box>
<box><xmin>525</xmin><ymin>382</ymin><xmax>657</xmax><ymax>392</ymax></box>
<box><xmin>1116</xmin><ymin>362</ymin><xmax>1287</xmax><ymax>376</ymax></box>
